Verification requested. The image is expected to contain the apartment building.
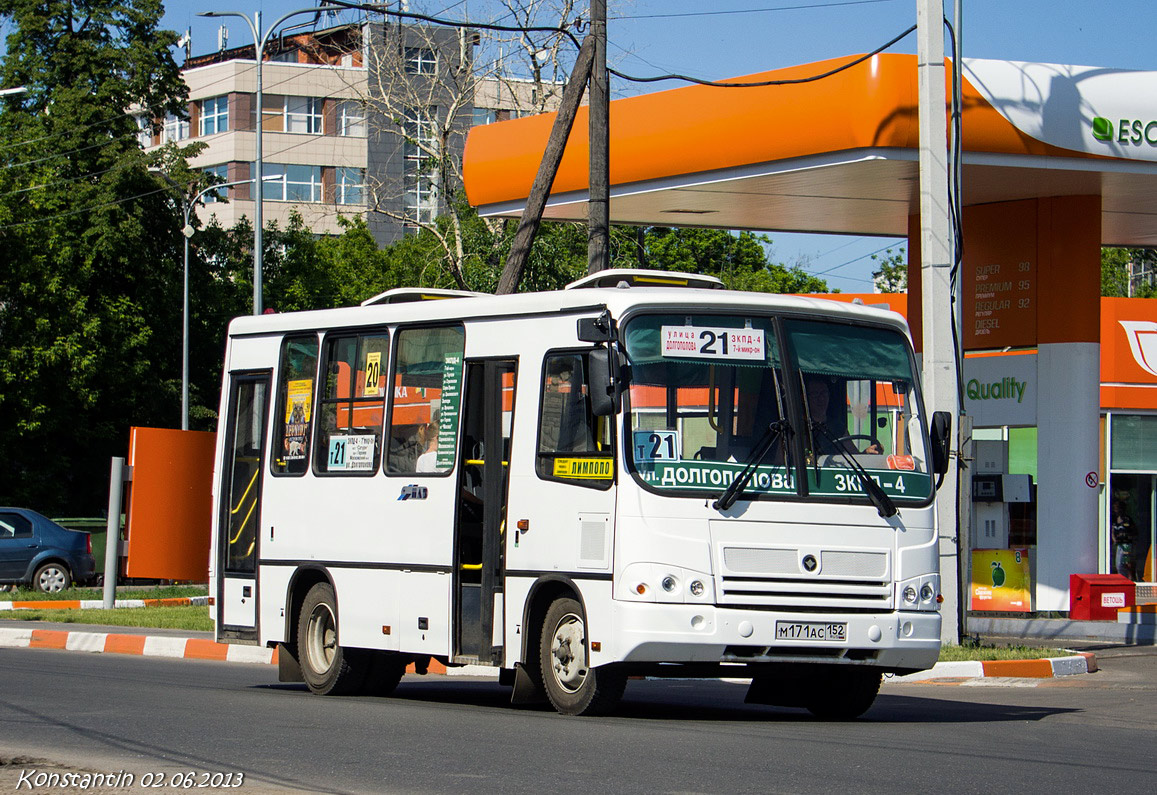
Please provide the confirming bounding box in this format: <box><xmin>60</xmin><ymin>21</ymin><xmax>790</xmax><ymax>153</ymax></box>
<box><xmin>141</xmin><ymin>21</ymin><xmax>554</xmax><ymax>247</ymax></box>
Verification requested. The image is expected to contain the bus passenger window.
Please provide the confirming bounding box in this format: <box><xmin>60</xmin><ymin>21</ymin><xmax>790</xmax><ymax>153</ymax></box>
<box><xmin>313</xmin><ymin>332</ymin><xmax>388</xmax><ymax>474</ymax></box>
<box><xmin>536</xmin><ymin>351</ymin><xmax>614</xmax><ymax>487</ymax></box>
<box><xmin>386</xmin><ymin>326</ymin><xmax>465</xmax><ymax>475</ymax></box>
<box><xmin>272</xmin><ymin>335</ymin><xmax>318</xmax><ymax>476</ymax></box>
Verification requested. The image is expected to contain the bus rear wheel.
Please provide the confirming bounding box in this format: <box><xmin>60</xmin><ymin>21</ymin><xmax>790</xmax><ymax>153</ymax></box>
<box><xmin>297</xmin><ymin>582</ymin><xmax>367</xmax><ymax>696</ymax></box>
<box><xmin>804</xmin><ymin>668</ymin><xmax>882</xmax><ymax>720</ymax></box>
<box><xmin>539</xmin><ymin>597</ymin><xmax>625</xmax><ymax>716</ymax></box>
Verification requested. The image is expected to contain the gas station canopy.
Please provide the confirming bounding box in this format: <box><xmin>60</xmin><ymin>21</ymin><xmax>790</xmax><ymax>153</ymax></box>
<box><xmin>463</xmin><ymin>54</ymin><xmax>1157</xmax><ymax>247</ymax></box>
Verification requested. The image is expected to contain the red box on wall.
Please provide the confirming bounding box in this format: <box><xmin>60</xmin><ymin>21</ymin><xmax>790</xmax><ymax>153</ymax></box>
<box><xmin>1069</xmin><ymin>574</ymin><xmax>1136</xmax><ymax>620</ymax></box>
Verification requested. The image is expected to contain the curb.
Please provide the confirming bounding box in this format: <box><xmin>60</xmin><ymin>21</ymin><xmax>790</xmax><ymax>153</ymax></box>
<box><xmin>0</xmin><ymin>626</ymin><xmax>1096</xmax><ymax>682</ymax></box>
<box><xmin>892</xmin><ymin>652</ymin><xmax>1097</xmax><ymax>682</ymax></box>
<box><xmin>0</xmin><ymin>597</ymin><xmax>209</xmax><ymax>611</ymax></box>
<box><xmin>0</xmin><ymin>626</ymin><xmax>498</xmax><ymax>677</ymax></box>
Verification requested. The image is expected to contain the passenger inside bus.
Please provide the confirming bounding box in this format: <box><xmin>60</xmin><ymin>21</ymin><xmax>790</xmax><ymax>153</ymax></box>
<box><xmin>803</xmin><ymin>374</ymin><xmax>883</xmax><ymax>456</ymax></box>
<box><xmin>415</xmin><ymin>414</ymin><xmax>440</xmax><ymax>472</ymax></box>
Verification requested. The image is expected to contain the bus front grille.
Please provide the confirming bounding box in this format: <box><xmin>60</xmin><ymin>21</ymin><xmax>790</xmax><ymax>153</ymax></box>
<box><xmin>718</xmin><ymin>575</ymin><xmax>893</xmax><ymax>611</ymax></box>
<box><xmin>717</xmin><ymin>545</ymin><xmax>894</xmax><ymax>611</ymax></box>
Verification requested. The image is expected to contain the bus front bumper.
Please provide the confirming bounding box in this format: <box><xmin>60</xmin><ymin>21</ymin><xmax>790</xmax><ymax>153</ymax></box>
<box><xmin>609</xmin><ymin>601</ymin><xmax>942</xmax><ymax>674</ymax></box>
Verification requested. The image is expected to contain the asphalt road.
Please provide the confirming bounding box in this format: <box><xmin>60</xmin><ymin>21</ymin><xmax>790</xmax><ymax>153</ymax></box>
<box><xmin>0</xmin><ymin>647</ymin><xmax>1154</xmax><ymax>794</ymax></box>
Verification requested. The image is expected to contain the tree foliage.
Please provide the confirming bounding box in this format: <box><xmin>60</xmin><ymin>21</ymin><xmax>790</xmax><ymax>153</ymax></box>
<box><xmin>1102</xmin><ymin>247</ymin><xmax>1157</xmax><ymax>298</ymax></box>
<box><xmin>0</xmin><ymin>0</ymin><xmax>188</xmax><ymax>514</ymax></box>
<box><xmin>871</xmin><ymin>247</ymin><xmax>907</xmax><ymax>293</ymax></box>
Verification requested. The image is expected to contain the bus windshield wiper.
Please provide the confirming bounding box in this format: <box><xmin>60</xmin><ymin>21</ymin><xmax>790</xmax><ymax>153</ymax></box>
<box><xmin>810</xmin><ymin>421</ymin><xmax>897</xmax><ymax>518</ymax></box>
<box><xmin>713</xmin><ymin>419</ymin><xmax>792</xmax><ymax>511</ymax></box>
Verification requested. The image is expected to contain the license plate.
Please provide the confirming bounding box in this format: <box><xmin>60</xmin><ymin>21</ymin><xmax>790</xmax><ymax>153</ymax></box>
<box><xmin>775</xmin><ymin>621</ymin><xmax>847</xmax><ymax>641</ymax></box>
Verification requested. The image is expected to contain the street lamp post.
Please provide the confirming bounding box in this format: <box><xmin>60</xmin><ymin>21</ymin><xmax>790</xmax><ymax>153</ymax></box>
<box><xmin>198</xmin><ymin>6</ymin><xmax>347</xmax><ymax>316</ymax></box>
<box><xmin>158</xmin><ymin>177</ymin><xmax>259</xmax><ymax>430</ymax></box>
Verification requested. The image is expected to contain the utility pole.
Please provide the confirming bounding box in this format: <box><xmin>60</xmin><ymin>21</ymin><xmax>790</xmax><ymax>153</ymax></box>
<box><xmin>587</xmin><ymin>0</ymin><xmax>610</xmax><ymax>274</ymax></box>
<box><xmin>916</xmin><ymin>0</ymin><xmax>962</xmax><ymax>644</ymax></box>
<box><xmin>495</xmin><ymin>37</ymin><xmax>595</xmax><ymax>294</ymax></box>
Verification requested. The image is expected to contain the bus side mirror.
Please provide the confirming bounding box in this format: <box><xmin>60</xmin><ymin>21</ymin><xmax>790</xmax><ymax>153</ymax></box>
<box><xmin>588</xmin><ymin>347</ymin><xmax>618</xmax><ymax>416</ymax></box>
<box><xmin>930</xmin><ymin>411</ymin><xmax>952</xmax><ymax>476</ymax></box>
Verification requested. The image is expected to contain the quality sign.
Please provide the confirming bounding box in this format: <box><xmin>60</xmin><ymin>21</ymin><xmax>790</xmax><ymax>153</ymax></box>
<box><xmin>962</xmin><ymin>353</ymin><xmax>1037</xmax><ymax>427</ymax></box>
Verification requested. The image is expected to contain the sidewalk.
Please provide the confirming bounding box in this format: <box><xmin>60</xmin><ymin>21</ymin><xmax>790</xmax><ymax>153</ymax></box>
<box><xmin>0</xmin><ymin>619</ymin><xmax>1105</xmax><ymax>682</ymax></box>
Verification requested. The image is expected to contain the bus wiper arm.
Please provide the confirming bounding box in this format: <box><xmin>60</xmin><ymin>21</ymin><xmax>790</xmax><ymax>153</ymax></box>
<box><xmin>713</xmin><ymin>419</ymin><xmax>792</xmax><ymax>511</ymax></box>
<box><xmin>810</xmin><ymin>421</ymin><xmax>897</xmax><ymax>518</ymax></box>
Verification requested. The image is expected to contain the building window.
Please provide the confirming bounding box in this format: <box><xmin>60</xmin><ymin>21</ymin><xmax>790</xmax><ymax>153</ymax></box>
<box><xmin>262</xmin><ymin>95</ymin><xmax>322</xmax><ymax>134</ymax></box>
<box><xmin>405</xmin><ymin>47</ymin><xmax>437</xmax><ymax>75</ymax></box>
<box><xmin>337</xmin><ymin>100</ymin><xmax>366</xmax><ymax>137</ymax></box>
<box><xmin>403</xmin><ymin>106</ymin><xmax>439</xmax><ymax>225</ymax></box>
<box><xmin>270</xmin><ymin>48</ymin><xmax>298</xmax><ymax>63</ymax></box>
<box><xmin>200</xmin><ymin>95</ymin><xmax>229</xmax><ymax>136</ymax></box>
<box><xmin>262</xmin><ymin>163</ymin><xmax>322</xmax><ymax>202</ymax></box>
<box><xmin>337</xmin><ymin>167</ymin><xmax>364</xmax><ymax>205</ymax></box>
<box><xmin>135</xmin><ymin>114</ymin><xmax>153</xmax><ymax>148</ymax></box>
<box><xmin>471</xmin><ymin>107</ymin><xmax>497</xmax><ymax>127</ymax></box>
<box><xmin>285</xmin><ymin>96</ymin><xmax>322</xmax><ymax>134</ymax></box>
<box><xmin>162</xmin><ymin>112</ymin><xmax>189</xmax><ymax>143</ymax></box>
<box><xmin>202</xmin><ymin>164</ymin><xmax>229</xmax><ymax>203</ymax></box>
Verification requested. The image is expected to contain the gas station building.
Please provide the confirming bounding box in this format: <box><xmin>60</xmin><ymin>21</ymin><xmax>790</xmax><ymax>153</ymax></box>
<box><xmin>463</xmin><ymin>53</ymin><xmax>1157</xmax><ymax>614</ymax></box>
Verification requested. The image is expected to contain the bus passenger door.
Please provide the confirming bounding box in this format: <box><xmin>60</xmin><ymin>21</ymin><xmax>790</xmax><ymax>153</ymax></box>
<box><xmin>454</xmin><ymin>359</ymin><xmax>516</xmax><ymax>664</ymax></box>
<box><xmin>217</xmin><ymin>372</ymin><xmax>271</xmax><ymax>643</ymax></box>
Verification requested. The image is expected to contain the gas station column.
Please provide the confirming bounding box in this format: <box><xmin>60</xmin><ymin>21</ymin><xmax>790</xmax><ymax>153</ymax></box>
<box><xmin>910</xmin><ymin>194</ymin><xmax>1102</xmax><ymax>613</ymax></box>
<box><xmin>1034</xmin><ymin>195</ymin><xmax>1101</xmax><ymax>610</ymax></box>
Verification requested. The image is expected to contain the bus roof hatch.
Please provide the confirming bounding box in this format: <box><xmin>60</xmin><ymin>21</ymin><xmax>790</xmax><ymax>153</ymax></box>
<box><xmin>360</xmin><ymin>288</ymin><xmax>484</xmax><ymax>306</ymax></box>
<box><xmin>565</xmin><ymin>269</ymin><xmax>724</xmax><ymax>291</ymax></box>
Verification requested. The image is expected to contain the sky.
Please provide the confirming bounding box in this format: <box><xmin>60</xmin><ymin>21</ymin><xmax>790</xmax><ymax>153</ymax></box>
<box><xmin>158</xmin><ymin>0</ymin><xmax>1157</xmax><ymax>291</ymax></box>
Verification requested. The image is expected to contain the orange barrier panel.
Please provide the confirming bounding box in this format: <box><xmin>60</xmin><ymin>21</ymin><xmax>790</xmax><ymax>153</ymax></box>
<box><xmin>125</xmin><ymin>427</ymin><xmax>216</xmax><ymax>581</ymax></box>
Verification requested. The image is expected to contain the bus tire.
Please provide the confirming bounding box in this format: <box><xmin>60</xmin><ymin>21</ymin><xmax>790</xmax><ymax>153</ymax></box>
<box><xmin>297</xmin><ymin>582</ymin><xmax>367</xmax><ymax>696</ymax></box>
<box><xmin>539</xmin><ymin>597</ymin><xmax>625</xmax><ymax>716</ymax></box>
<box><xmin>804</xmin><ymin>668</ymin><xmax>882</xmax><ymax>720</ymax></box>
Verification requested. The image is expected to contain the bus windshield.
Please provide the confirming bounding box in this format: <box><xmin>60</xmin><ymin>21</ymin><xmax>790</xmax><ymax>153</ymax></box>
<box><xmin>622</xmin><ymin>313</ymin><xmax>932</xmax><ymax>504</ymax></box>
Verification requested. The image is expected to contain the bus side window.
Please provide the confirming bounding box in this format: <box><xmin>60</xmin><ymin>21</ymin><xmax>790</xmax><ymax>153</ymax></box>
<box><xmin>313</xmin><ymin>332</ymin><xmax>389</xmax><ymax>475</ymax></box>
<box><xmin>385</xmin><ymin>325</ymin><xmax>465</xmax><ymax>476</ymax></box>
<box><xmin>536</xmin><ymin>351</ymin><xmax>614</xmax><ymax>488</ymax></box>
<box><xmin>271</xmin><ymin>335</ymin><xmax>318</xmax><ymax>476</ymax></box>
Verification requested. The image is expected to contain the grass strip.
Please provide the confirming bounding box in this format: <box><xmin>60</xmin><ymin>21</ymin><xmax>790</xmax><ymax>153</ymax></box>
<box><xmin>0</xmin><ymin>605</ymin><xmax>212</xmax><ymax>631</ymax></box>
<box><xmin>0</xmin><ymin>585</ymin><xmax>208</xmax><ymax>602</ymax></box>
<box><xmin>938</xmin><ymin>643</ymin><xmax>1070</xmax><ymax>662</ymax></box>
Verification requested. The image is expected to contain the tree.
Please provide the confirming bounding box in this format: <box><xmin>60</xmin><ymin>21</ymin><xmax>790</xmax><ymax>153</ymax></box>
<box><xmin>638</xmin><ymin>227</ymin><xmax>831</xmax><ymax>293</ymax></box>
<box><xmin>871</xmin><ymin>247</ymin><xmax>907</xmax><ymax>293</ymax></box>
<box><xmin>1102</xmin><ymin>247</ymin><xmax>1157</xmax><ymax>297</ymax></box>
<box><xmin>356</xmin><ymin>1</ymin><xmax>582</xmax><ymax>291</ymax></box>
<box><xmin>0</xmin><ymin>0</ymin><xmax>188</xmax><ymax>513</ymax></box>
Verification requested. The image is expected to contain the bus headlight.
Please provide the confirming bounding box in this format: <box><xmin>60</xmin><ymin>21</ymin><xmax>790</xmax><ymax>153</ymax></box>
<box><xmin>897</xmin><ymin>574</ymin><xmax>941</xmax><ymax>612</ymax></box>
<box><xmin>618</xmin><ymin>564</ymin><xmax>714</xmax><ymax>603</ymax></box>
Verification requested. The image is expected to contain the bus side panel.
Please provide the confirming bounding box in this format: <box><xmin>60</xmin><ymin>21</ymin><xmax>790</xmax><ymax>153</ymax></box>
<box><xmin>327</xmin><ymin>568</ymin><xmax>402</xmax><ymax>652</ymax></box>
<box><xmin>259</xmin><ymin>565</ymin><xmax>294</xmax><ymax>644</ymax></box>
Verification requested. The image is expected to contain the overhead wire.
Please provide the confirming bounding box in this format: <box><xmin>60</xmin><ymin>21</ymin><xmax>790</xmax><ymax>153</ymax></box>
<box><xmin>610</xmin><ymin>0</ymin><xmax>895</xmax><ymax>21</ymax></box>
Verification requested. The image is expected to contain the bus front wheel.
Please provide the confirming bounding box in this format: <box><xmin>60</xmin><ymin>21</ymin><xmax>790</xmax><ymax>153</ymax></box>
<box><xmin>297</xmin><ymin>582</ymin><xmax>367</xmax><ymax>696</ymax></box>
<box><xmin>539</xmin><ymin>597</ymin><xmax>625</xmax><ymax>716</ymax></box>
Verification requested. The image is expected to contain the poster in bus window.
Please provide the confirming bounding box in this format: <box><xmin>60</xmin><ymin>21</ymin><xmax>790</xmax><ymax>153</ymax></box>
<box><xmin>363</xmin><ymin>351</ymin><xmax>382</xmax><ymax>397</ymax></box>
<box><xmin>436</xmin><ymin>354</ymin><xmax>463</xmax><ymax>470</ymax></box>
<box><xmin>284</xmin><ymin>379</ymin><xmax>313</xmax><ymax>461</ymax></box>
